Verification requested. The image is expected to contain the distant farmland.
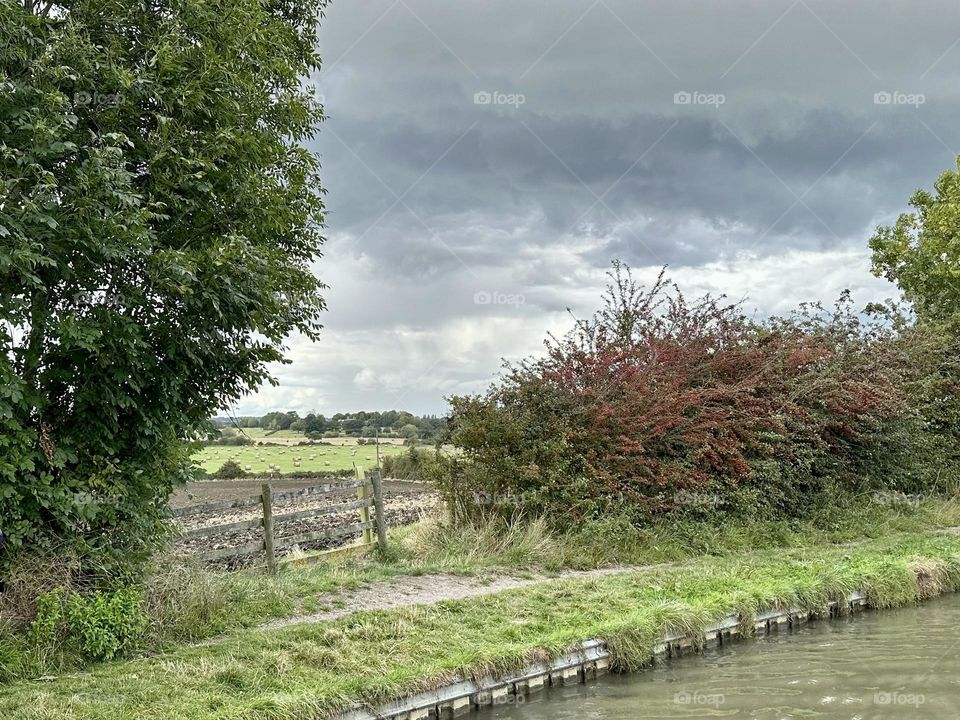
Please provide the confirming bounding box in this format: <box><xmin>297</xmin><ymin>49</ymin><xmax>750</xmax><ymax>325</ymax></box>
<box><xmin>194</xmin><ymin>435</ymin><xmax>410</xmax><ymax>474</ymax></box>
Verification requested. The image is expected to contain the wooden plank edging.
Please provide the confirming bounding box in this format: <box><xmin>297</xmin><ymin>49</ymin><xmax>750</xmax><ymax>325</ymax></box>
<box><xmin>272</xmin><ymin>499</ymin><xmax>372</xmax><ymax>524</ymax></box>
<box><xmin>335</xmin><ymin>591</ymin><xmax>874</xmax><ymax>720</ymax></box>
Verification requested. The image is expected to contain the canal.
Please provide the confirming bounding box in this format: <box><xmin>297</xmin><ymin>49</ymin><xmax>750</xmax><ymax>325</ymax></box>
<box><xmin>488</xmin><ymin>594</ymin><xmax>960</xmax><ymax>719</ymax></box>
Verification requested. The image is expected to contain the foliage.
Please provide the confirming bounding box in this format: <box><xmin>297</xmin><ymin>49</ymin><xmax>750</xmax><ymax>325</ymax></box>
<box><xmin>221</xmin><ymin>410</ymin><xmax>448</xmax><ymax>440</ymax></box>
<box><xmin>381</xmin><ymin>447</ymin><xmax>440</xmax><ymax>481</ymax></box>
<box><xmin>63</xmin><ymin>588</ymin><xmax>146</xmax><ymax>661</ymax></box>
<box><xmin>439</xmin><ymin>262</ymin><xmax>951</xmax><ymax>524</ymax></box>
<box><xmin>2</xmin><ymin>495</ymin><xmax>959</xmax><ymax>683</ymax></box>
<box><xmin>868</xmin><ymin>160</ymin><xmax>960</xmax><ymax>492</ymax></box>
<box><xmin>207</xmin><ymin>429</ymin><xmax>254</xmax><ymax>447</ymax></box>
<box><xmin>0</xmin><ymin>0</ymin><xmax>327</xmax><ymax>574</ymax></box>
<box><xmin>3</xmin><ymin>532</ymin><xmax>960</xmax><ymax>718</ymax></box>
<box><xmin>211</xmin><ymin>460</ymin><xmax>247</xmax><ymax>480</ymax></box>
<box><xmin>870</xmin><ymin>158</ymin><xmax>960</xmax><ymax>330</ymax></box>
<box><xmin>28</xmin><ymin>587</ymin><xmax>146</xmax><ymax>662</ymax></box>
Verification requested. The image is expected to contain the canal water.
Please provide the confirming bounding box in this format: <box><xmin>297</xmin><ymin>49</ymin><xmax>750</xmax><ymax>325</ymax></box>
<box><xmin>488</xmin><ymin>594</ymin><xmax>960</xmax><ymax>719</ymax></box>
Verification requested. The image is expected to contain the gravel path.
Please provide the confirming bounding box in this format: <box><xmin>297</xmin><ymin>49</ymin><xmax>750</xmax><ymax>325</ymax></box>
<box><xmin>261</xmin><ymin>566</ymin><xmax>644</xmax><ymax>630</ymax></box>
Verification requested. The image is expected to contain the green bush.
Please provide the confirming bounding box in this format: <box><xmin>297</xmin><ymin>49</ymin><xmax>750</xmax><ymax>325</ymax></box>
<box><xmin>212</xmin><ymin>460</ymin><xmax>247</xmax><ymax>479</ymax></box>
<box><xmin>29</xmin><ymin>588</ymin><xmax>147</xmax><ymax>662</ymax></box>
<box><xmin>381</xmin><ymin>447</ymin><xmax>440</xmax><ymax>481</ymax></box>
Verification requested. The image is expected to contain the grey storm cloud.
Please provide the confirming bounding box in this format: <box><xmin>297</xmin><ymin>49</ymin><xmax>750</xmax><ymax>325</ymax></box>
<box><xmin>231</xmin><ymin>0</ymin><xmax>960</xmax><ymax>416</ymax></box>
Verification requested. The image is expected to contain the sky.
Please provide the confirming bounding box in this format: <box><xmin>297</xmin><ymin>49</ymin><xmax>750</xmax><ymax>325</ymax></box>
<box><xmin>231</xmin><ymin>0</ymin><xmax>960</xmax><ymax>417</ymax></box>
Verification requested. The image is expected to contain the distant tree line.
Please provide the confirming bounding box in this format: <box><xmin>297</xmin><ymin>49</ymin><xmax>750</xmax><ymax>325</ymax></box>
<box><xmin>214</xmin><ymin>410</ymin><xmax>447</xmax><ymax>441</ymax></box>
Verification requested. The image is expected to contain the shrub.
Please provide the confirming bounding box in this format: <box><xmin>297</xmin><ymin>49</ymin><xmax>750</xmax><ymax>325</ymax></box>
<box><xmin>438</xmin><ymin>263</ymin><xmax>950</xmax><ymax>525</ymax></box>
<box><xmin>212</xmin><ymin>460</ymin><xmax>247</xmax><ymax>479</ymax></box>
<box><xmin>381</xmin><ymin>448</ymin><xmax>439</xmax><ymax>481</ymax></box>
<box><xmin>207</xmin><ymin>435</ymin><xmax>254</xmax><ymax>447</ymax></box>
<box><xmin>28</xmin><ymin>587</ymin><xmax>146</xmax><ymax>662</ymax></box>
<box><xmin>62</xmin><ymin>588</ymin><xmax>146</xmax><ymax>661</ymax></box>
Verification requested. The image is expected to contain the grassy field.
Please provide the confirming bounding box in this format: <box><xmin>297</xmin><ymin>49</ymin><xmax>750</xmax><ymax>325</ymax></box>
<box><xmin>5</xmin><ymin>530</ymin><xmax>960</xmax><ymax>719</ymax></box>
<box><xmin>194</xmin><ymin>440</ymin><xmax>410</xmax><ymax>474</ymax></box>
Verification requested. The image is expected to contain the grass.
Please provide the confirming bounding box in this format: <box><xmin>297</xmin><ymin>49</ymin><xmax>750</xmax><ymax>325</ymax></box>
<box><xmin>4</xmin><ymin>494</ymin><xmax>959</xmax><ymax>685</ymax></box>
<box><xmin>393</xmin><ymin>494</ymin><xmax>960</xmax><ymax>572</ymax></box>
<box><xmin>2</xmin><ymin>494</ymin><xmax>959</xmax><ymax>717</ymax></box>
<box><xmin>193</xmin><ymin>441</ymin><xmax>410</xmax><ymax>474</ymax></box>
<box><xmin>4</xmin><ymin>531</ymin><xmax>960</xmax><ymax>719</ymax></box>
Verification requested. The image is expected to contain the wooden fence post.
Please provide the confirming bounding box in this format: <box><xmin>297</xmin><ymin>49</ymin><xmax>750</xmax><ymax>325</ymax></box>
<box><xmin>356</xmin><ymin>467</ymin><xmax>373</xmax><ymax>545</ymax></box>
<box><xmin>370</xmin><ymin>469</ymin><xmax>388</xmax><ymax>548</ymax></box>
<box><xmin>261</xmin><ymin>483</ymin><xmax>276</xmax><ymax>573</ymax></box>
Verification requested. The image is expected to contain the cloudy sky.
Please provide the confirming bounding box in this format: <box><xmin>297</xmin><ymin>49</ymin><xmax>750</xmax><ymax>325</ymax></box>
<box><xmin>233</xmin><ymin>0</ymin><xmax>960</xmax><ymax>417</ymax></box>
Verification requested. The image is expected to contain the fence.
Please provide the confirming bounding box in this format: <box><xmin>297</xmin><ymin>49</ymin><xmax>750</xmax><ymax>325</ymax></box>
<box><xmin>171</xmin><ymin>467</ymin><xmax>388</xmax><ymax>571</ymax></box>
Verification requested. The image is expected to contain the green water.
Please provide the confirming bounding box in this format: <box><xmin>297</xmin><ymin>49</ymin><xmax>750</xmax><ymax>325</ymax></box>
<box><xmin>489</xmin><ymin>594</ymin><xmax>960</xmax><ymax>719</ymax></box>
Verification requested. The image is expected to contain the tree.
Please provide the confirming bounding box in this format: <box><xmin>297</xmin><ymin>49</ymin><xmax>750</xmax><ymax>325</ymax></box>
<box><xmin>303</xmin><ymin>413</ymin><xmax>327</xmax><ymax>434</ymax></box>
<box><xmin>870</xmin><ymin>160</ymin><xmax>960</xmax><ymax>329</ymax></box>
<box><xmin>0</xmin><ymin>0</ymin><xmax>327</xmax><ymax>572</ymax></box>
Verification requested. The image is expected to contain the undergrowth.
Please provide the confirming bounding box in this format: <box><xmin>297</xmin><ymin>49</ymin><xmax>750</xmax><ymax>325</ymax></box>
<box><xmin>1</xmin><ymin>494</ymin><xmax>958</xmax><ymax>684</ymax></box>
<box><xmin>3</xmin><ymin>532</ymin><xmax>960</xmax><ymax>719</ymax></box>
<box><xmin>396</xmin><ymin>494</ymin><xmax>960</xmax><ymax>571</ymax></box>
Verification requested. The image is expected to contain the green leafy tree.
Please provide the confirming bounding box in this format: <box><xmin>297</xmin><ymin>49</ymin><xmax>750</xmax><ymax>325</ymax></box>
<box><xmin>870</xmin><ymin>160</ymin><xmax>960</xmax><ymax>329</ymax></box>
<box><xmin>0</xmin><ymin>0</ymin><xmax>327</xmax><ymax>572</ymax></box>
<box><xmin>871</xmin><ymin>162</ymin><xmax>960</xmax><ymax>480</ymax></box>
<box><xmin>398</xmin><ymin>423</ymin><xmax>419</xmax><ymax>439</ymax></box>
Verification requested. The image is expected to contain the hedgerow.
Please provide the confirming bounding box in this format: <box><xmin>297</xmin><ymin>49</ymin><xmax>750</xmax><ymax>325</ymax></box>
<box><xmin>436</xmin><ymin>263</ymin><xmax>959</xmax><ymax>524</ymax></box>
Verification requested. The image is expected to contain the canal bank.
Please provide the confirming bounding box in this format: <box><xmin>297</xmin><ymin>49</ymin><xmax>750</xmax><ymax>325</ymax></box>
<box><xmin>479</xmin><ymin>592</ymin><xmax>960</xmax><ymax>720</ymax></box>
<box><xmin>337</xmin><ymin>591</ymin><xmax>880</xmax><ymax>719</ymax></box>
<box><xmin>4</xmin><ymin>531</ymin><xmax>960</xmax><ymax>719</ymax></box>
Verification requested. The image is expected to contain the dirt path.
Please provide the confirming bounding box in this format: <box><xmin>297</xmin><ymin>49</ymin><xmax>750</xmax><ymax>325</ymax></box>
<box><xmin>261</xmin><ymin>566</ymin><xmax>646</xmax><ymax>630</ymax></box>
<box><xmin>261</xmin><ymin>526</ymin><xmax>960</xmax><ymax>630</ymax></box>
